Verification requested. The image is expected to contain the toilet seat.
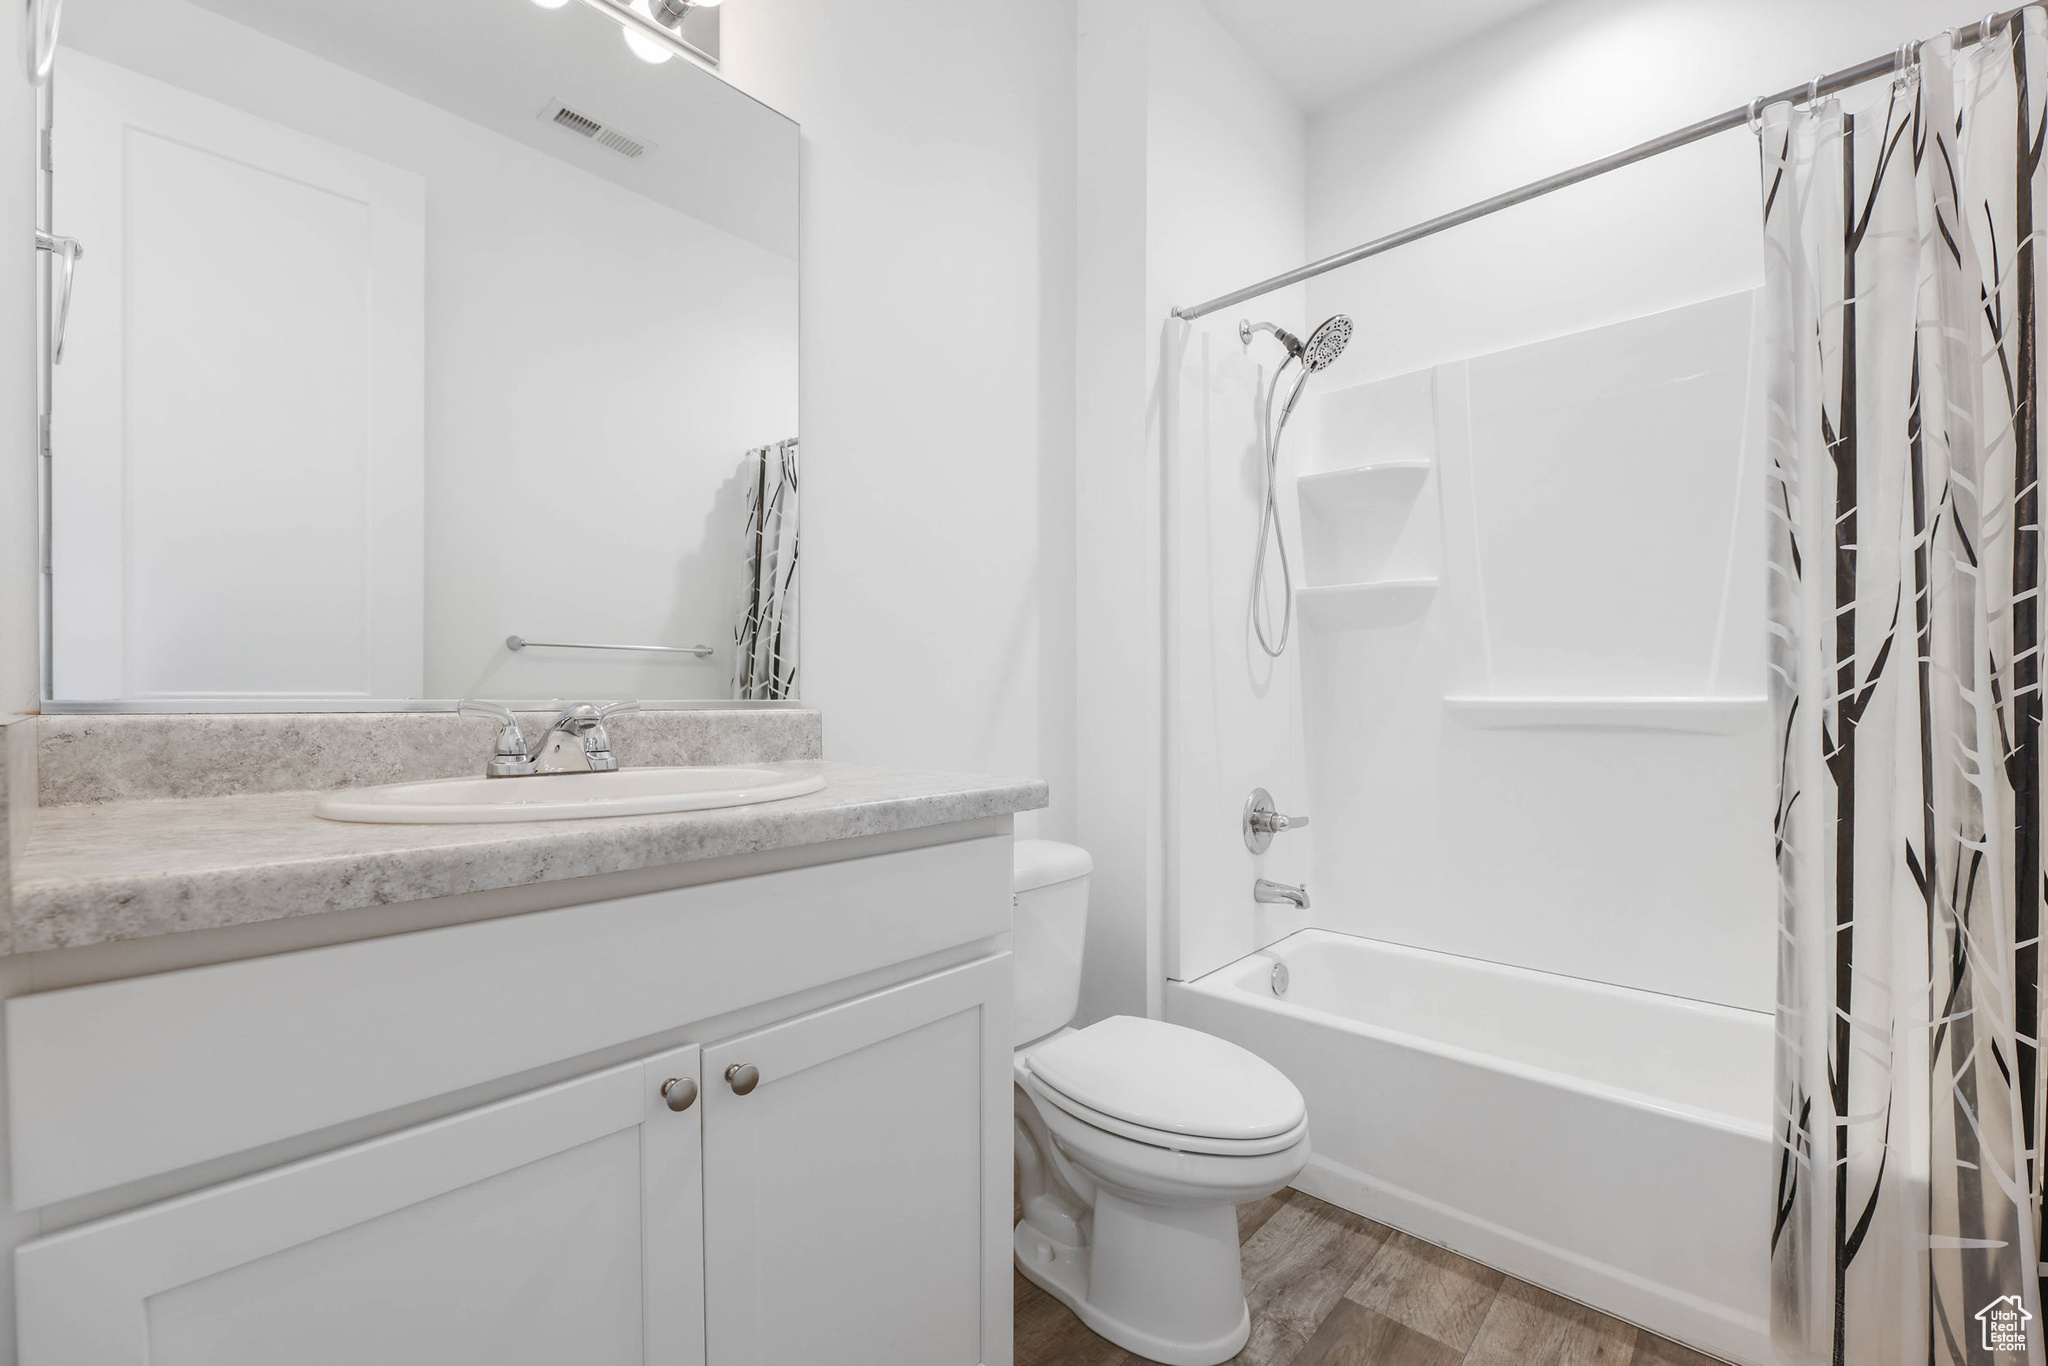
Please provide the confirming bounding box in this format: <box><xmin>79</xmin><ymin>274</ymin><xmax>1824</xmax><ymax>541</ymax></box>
<box><xmin>1018</xmin><ymin>1070</ymin><xmax>1312</xmax><ymax>1212</ymax></box>
<box><xmin>1021</xmin><ymin>1069</ymin><xmax>1309</xmax><ymax>1157</ymax></box>
<box><xmin>1024</xmin><ymin>1015</ymin><xmax>1305</xmax><ymax>1143</ymax></box>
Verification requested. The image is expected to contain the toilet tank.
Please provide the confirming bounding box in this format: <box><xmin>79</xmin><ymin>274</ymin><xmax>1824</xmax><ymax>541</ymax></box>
<box><xmin>1012</xmin><ymin>840</ymin><xmax>1093</xmax><ymax>1047</ymax></box>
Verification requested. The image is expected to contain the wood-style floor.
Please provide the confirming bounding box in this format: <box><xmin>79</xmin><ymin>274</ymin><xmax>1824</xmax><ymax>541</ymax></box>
<box><xmin>1015</xmin><ymin>1189</ymin><xmax>1728</xmax><ymax>1366</ymax></box>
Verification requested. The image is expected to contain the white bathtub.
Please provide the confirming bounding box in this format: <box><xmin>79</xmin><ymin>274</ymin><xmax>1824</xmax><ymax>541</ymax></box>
<box><xmin>1166</xmin><ymin>929</ymin><xmax>1778</xmax><ymax>1366</ymax></box>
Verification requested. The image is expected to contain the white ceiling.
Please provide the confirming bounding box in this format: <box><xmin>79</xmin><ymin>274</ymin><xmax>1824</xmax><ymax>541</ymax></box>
<box><xmin>65</xmin><ymin>0</ymin><xmax>798</xmax><ymax>258</ymax></box>
<box><xmin>1198</xmin><ymin>0</ymin><xmax>1559</xmax><ymax>110</ymax></box>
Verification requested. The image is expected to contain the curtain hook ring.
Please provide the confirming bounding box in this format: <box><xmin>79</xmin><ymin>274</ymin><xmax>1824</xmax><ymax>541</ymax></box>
<box><xmin>1984</xmin><ymin>10</ymin><xmax>2003</xmax><ymax>41</ymax></box>
<box><xmin>1746</xmin><ymin>94</ymin><xmax>1766</xmax><ymax>132</ymax></box>
<box><xmin>1896</xmin><ymin>40</ymin><xmax>1916</xmax><ymax>73</ymax></box>
<box><xmin>1806</xmin><ymin>75</ymin><xmax>1824</xmax><ymax>107</ymax></box>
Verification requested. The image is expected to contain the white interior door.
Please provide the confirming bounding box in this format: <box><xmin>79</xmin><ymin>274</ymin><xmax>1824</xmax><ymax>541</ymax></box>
<box><xmin>15</xmin><ymin>1045</ymin><xmax>705</xmax><ymax>1366</ymax></box>
<box><xmin>702</xmin><ymin>955</ymin><xmax>1011</xmax><ymax>1366</ymax></box>
<box><xmin>50</xmin><ymin>49</ymin><xmax>425</xmax><ymax>701</ymax></box>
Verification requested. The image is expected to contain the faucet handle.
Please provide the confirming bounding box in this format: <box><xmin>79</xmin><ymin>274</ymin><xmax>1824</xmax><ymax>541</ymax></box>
<box><xmin>459</xmin><ymin>699</ymin><xmax>523</xmax><ymax>753</ymax></box>
<box><xmin>459</xmin><ymin>699</ymin><xmax>535</xmax><ymax>776</ymax></box>
<box><xmin>1243</xmin><ymin>787</ymin><xmax>1310</xmax><ymax>853</ymax></box>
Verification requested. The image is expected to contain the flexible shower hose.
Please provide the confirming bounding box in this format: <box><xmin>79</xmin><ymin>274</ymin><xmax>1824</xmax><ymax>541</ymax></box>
<box><xmin>1252</xmin><ymin>362</ymin><xmax>1310</xmax><ymax>659</ymax></box>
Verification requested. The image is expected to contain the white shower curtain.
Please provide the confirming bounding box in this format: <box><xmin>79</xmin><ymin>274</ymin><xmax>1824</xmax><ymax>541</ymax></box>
<box><xmin>1762</xmin><ymin>15</ymin><xmax>2046</xmax><ymax>1364</ymax></box>
<box><xmin>733</xmin><ymin>438</ymin><xmax>798</xmax><ymax>700</ymax></box>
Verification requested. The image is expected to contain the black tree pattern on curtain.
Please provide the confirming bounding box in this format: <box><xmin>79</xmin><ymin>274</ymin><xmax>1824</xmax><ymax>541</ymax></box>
<box><xmin>732</xmin><ymin>438</ymin><xmax>799</xmax><ymax>701</ymax></box>
<box><xmin>1761</xmin><ymin>15</ymin><xmax>2046</xmax><ymax>1365</ymax></box>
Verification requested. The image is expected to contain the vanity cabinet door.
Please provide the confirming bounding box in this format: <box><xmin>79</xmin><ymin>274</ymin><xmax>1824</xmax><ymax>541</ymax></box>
<box><xmin>16</xmin><ymin>1044</ymin><xmax>705</xmax><ymax>1366</ymax></box>
<box><xmin>701</xmin><ymin>953</ymin><xmax>1011</xmax><ymax>1366</ymax></box>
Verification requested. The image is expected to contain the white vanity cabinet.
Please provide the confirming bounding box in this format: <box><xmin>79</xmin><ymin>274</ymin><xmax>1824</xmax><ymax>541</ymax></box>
<box><xmin>5</xmin><ymin>835</ymin><xmax>1015</xmax><ymax>1366</ymax></box>
<box><xmin>702</xmin><ymin>957</ymin><xmax>1007</xmax><ymax>1366</ymax></box>
<box><xmin>17</xmin><ymin>1044</ymin><xmax>709</xmax><ymax>1366</ymax></box>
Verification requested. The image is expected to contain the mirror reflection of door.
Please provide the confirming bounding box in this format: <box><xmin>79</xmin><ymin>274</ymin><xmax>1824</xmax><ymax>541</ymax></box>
<box><xmin>51</xmin><ymin>52</ymin><xmax>425</xmax><ymax>702</ymax></box>
<box><xmin>45</xmin><ymin>0</ymin><xmax>800</xmax><ymax>706</ymax></box>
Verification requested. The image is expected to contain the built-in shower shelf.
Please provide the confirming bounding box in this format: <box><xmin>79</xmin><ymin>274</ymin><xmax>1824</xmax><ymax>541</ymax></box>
<box><xmin>1296</xmin><ymin>578</ymin><xmax>1438</xmax><ymax>630</ymax></box>
<box><xmin>1297</xmin><ymin>460</ymin><xmax>1431</xmax><ymax>517</ymax></box>
<box><xmin>1442</xmin><ymin>695</ymin><xmax>1770</xmax><ymax>735</ymax></box>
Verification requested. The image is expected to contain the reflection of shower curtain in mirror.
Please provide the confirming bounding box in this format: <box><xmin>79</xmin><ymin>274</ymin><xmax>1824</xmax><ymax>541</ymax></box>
<box><xmin>1761</xmin><ymin>17</ymin><xmax>2046</xmax><ymax>1364</ymax></box>
<box><xmin>733</xmin><ymin>439</ymin><xmax>799</xmax><ymax>700</ymax></box>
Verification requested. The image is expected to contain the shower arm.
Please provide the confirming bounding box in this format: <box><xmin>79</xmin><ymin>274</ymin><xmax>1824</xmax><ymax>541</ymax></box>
<box><xmin>1173</xmin><ymin>5</ymin><xmax>2034</xmax><ymax>321</ymax></box>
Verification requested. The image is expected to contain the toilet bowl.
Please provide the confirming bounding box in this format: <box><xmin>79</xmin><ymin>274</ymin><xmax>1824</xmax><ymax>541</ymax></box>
<box><xmin>1011</xmin><ymin>841</ymin><xmax>1310</xmax><ymax>1366</ymax></box>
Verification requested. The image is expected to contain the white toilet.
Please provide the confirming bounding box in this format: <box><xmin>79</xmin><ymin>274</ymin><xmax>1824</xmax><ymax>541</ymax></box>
<box><xmin>1011</xmin><ymin>840</ymin><xmax>1310</xmax><ymax>1366</ymax></box>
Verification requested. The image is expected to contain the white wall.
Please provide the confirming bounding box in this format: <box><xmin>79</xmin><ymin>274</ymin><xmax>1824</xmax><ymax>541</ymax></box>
<box><xmin>0</xmin><ymin>17</ymin><xmax>35</xmax><ymax>714</ymax></box>
<box><xmin>1068</xmin><ymin>0</ymin><xmax>1307</xmax><ymax>1020</ymax></box>
<box><xmin>1307</xmin><ymin>0</ymin><xmax>1978</xmax><ymax>377</ymax></box>
<box><xmin>1292</xmin><ymin>0</ymin><xmax>1975</xmax><ymax>1011</ymax></box>
<box><xmin>59</xmin><ymin>0</ymin><xmax>798</xmax><ymax>704</ymax></box>
<box><xmin>718</xmin><ymin>1</ymin><xmax>1078</xmax><ymax>842</ymax></box>
<box><xmin>1144</xmin><ymin>0</ymin><xmax>1315</xmax><ymax>990</ymax></box>
<box><xmin>1074</xmin><ymin>0</ymin><xmax>1155</xmax><ymax>1017</ymax></box>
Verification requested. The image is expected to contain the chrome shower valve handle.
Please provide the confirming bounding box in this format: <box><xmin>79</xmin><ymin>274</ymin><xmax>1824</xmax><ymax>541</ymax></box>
<box><xmin>1249</xmin><ymin>809</ymin><xmax>1308</xmax><ymax>836</ymax></box>
<box><xmin>1243</xmin><ymin>787</ymin><xmax>1309</xmax><ymax>854</ymax></box>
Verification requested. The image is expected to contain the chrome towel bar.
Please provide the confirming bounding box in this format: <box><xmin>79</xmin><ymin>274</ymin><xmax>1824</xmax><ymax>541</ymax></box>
<box><xmin>35</xmin><ymin>231</ymin><xmax>82</xmax><ymax>363</ymax></box>
<box><xmin>506</xmin><ymin>635</ymin><xmax>713</xmax><ymax>659</ymax></box>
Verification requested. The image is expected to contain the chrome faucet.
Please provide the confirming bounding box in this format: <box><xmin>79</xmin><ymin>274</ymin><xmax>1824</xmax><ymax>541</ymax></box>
<box><xmin>1253</xmin><ymin>879</ymin><xmax>1310</xmax><ymax>909</ymax></box>
<box><xmin>458</xmin><ymin>699</ymin><xmax>639</xmax><ymax>777</ymax></box>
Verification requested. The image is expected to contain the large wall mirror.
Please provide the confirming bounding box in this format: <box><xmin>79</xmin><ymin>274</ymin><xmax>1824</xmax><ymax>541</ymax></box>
<box><xmin>39</xmin><ymin>0</ymin><xmax>799</xmax><ymax>709</ymax></box>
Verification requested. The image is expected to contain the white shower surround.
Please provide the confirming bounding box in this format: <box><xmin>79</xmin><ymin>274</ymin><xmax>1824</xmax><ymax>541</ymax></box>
<box><xmin>1161</xmin><ymin>292</ymin><xmax>1781</xmax><ymax>1364</ymax></box>
<box><xmin>1168</xmin><ymin>930</ymin><xmax>1779</xmax><ymax>1365</ymax></box>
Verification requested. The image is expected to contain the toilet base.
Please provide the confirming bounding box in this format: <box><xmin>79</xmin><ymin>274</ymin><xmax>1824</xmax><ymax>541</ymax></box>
<box><xmin>1013</xmin><ymin>1216</ymin><xmax>1251</xmax><ymax>1366</ymax></box>
<box><xmin>1010</xmin><ymin>1053</ymin><xmax>1306</xmax><ymax>1366</ymax></box>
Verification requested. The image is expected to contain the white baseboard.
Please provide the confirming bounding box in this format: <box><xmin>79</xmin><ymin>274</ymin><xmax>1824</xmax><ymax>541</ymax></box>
<box><xmin>1291</xmin><ymin>1153</ymin><xmax>1784</xmax><ymax>1366</ymax></box>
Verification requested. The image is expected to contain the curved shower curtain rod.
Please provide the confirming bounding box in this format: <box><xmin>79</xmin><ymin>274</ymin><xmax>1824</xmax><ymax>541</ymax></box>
<box><xmin>1171</xmin><ymin>4</ymin><xmax>2036</xmax><ymax>322</ymax></box>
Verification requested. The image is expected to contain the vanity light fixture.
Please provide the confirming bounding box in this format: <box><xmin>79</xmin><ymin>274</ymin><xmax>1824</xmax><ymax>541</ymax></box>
<box><xmin>627</xmin><ymin>0</ymin><xmax>722</xmax><ymax>63</ymax></box>
<box><xmin>654</xmin><ymin>0</ymin><xmax>723</xmax><ymax>20</ymax></box>
<box><xmin>530</xmin><ymin>0</ymin><xmax>721</xmax><ymax>67</ymax></box>
<box><xmin>622</xmin><ymin>0</ymin><xmax>674</xmax><ymax>63</ymax></box>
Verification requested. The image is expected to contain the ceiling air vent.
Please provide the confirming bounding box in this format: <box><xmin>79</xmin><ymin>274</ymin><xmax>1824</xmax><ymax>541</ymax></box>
<box><xmin>538</xmin><ymin>99</ymin><xmax>656</xmax><ymax>161</ymax></box>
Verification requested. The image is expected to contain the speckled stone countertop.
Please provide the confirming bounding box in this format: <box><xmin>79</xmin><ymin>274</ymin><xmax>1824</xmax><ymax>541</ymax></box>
<box><xmin>12</xmin><ymin>762</ymin><xmax>1046</xmax><ymax>955</ymax></box>
<box><xmin>37</xmin><ymin>709</ymin><xmax>824</xmax><ymax>805</ymax></box>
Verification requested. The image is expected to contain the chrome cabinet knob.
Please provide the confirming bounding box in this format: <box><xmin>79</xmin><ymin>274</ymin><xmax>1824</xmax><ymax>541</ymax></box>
<box><xmin>660</xmin><ymin>1077</ymin><xmax>698</xmax><ymax>1112</ymax></box>
<box><xmin>725</xmin><ymin>1063</ymin><xmax>760</xmax><ymax>1096</ymax></box>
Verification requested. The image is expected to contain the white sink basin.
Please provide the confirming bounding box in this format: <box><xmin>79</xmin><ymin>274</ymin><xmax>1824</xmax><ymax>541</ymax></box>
<box><xmin>314</xmin><ymin>766</ymin><xmax>828</xmax><ymax>824</ymax></box>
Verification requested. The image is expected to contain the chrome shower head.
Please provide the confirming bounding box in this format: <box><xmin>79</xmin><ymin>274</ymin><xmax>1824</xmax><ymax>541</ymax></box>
<box><xmin>1238</xmin><ymin>314</ymin><xmax>1352</xmax><ymax>373</ymax></box>
<box><xmin>1301</xmin><ymin>314</ymin><xmax>1352</xmax><ymax>372</ymax></box>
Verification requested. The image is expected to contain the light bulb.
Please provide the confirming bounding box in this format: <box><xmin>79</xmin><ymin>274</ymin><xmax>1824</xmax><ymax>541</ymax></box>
<box><xmin>529</xmin><ymin>0</ymin><xmax>570</xmax><ymax>7</ymax></box>
<box><xmin>624</xmin><ymin>0</ymin><xmax>673</xmax><ymax>62</ymax></box>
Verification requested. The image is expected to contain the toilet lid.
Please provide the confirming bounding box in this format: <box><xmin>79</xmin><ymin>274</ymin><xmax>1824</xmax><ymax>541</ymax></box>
<box><xmin>1025</xmin><ymin>1016</ymin><xmax>1305</xmax><ymax>1142</ymax></box>
<box><xmin>1013</xmin><ymin>839</ymin><xmax>1093</xmax><ymax>893</ymax></box>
